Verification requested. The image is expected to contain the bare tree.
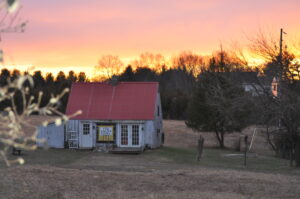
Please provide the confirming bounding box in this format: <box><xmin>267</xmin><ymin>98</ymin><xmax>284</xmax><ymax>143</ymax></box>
<box><xmin>227</xmin><ymin>42</ymin><xmax>251</xmax><ymax>70</ymax></box>
<box><xmin>131</xmin><ymin>52</ymin><xmax>166</xmax><ymax>73</ymax></box>
<box><xmin>94</xmin><ymin>55</ymin><xmax>123</xmax><ymax>81</ymax></box>
<box><xmin>172</xmin><ymin>51</ymin><xmax>205</xmax><ymax>76</ymax></box>
<box><xmin>249</xmin><ymin>29</ymin><xmax>300</xmax><ymax>167</ymax></box>
<box><xmin>0</xmin><ymin>0</ymin><xmax>27</xmax><ymax>63</ymax></box>
<box><xmin>248</xmin><ymin>30</ymin><xmax>279</xmax><ymax>62</ymax></box>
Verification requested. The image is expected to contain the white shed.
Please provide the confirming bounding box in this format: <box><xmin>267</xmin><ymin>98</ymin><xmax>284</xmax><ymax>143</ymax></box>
<box><xmin>39</xmin><ymin>82</ymin><xmax>164</xmax><ymax>152</ymax></box>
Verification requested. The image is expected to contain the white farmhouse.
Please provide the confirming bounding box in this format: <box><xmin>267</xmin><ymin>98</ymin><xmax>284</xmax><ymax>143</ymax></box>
<box><xmin>38</xmin><ymin>82</ymin><xmax>164</xmax><ymax>152</ymax></box>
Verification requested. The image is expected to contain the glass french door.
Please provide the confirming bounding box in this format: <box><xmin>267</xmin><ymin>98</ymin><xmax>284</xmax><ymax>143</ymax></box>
<box><xmin>131</xmin><ymin>125</ymin><xmax>139</xmax><ymax>146</ymax></box>
<box><xmin>120</xmin><ymin>124</ymin><xmax>140</xmax><ymax>147</ymax></box>
<box><xmin>121</xmin><ymin>125</ymin><xmax>128</xmax><ymax>145</ymax></box>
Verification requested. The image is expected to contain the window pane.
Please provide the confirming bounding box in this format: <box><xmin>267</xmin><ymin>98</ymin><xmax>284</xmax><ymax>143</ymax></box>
<box><xmin>121</xmin><ymin>125</ymin><xmax>128</xmax><ymax>145</ymax></box>
<box><xmin>132</xmin><ymin>125</ymin><xmax>139</xmax><ymax>146</ymax></box>
<box><xmin>83</xmin><ymin>123</ymin><xmax>90</xmax><ymax>135</ymax></box>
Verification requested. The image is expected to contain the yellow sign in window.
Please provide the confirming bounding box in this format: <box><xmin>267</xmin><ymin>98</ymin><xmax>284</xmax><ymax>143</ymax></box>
<box><xmin>98</xmin><ymin>125</ymin><xmax>114</xmax><ymax>142</ymax></box>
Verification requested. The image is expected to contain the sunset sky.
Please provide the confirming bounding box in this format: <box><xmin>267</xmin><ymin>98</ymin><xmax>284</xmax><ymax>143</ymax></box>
<box><xmin>1</xmin><ymin>0</ymin><xmax>300</xmax><ymax>77</ymax></box>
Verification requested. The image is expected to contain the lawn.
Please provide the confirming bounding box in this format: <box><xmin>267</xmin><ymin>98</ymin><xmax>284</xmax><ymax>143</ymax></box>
<box><xmin>148</xmin><ymin>146</ymin><xmax>299</xmax><ymax>175</ymax></box>
<box><xmin>2</xmin><ymin>145</ymin><xmax>298</xmax><ymax>176</ymax></box>
<box><xmin>0</xmin><ymin>120</ymin><xmax>299</xmax><ymax>199</ymax></box>
<box><xmin>0</xmin><ymin>147</ymin><xmax>299</xmax><ymax>199</ymax></box>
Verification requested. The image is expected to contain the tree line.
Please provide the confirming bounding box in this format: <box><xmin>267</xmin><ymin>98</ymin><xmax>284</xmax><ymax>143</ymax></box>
<box><xmin>0</xmin><ymin>69</ymin><xmax>88</xmax><ymax>113</ymax></box>
<box><xmin>0</xmin><ymin>49</ymin><xmax>252</xmax><ymax>120</ymax></box>
<box><xmin>0</xmin><ymin>40</ymin><xmax>299</xmax><ymax>166</ymax></box>
<box><xmin>0</xmin><ymin>65</ymin><xmax>196</xmax><ymax>119</ymax></box>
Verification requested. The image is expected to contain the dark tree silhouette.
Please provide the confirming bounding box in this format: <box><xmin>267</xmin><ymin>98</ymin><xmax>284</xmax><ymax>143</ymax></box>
<box><xmin>118</xmin><ymin>65</ymin><xmax>135</xmax><ymax>81</ymax></box>
<box><xmin>134</xmin><ymin>67</ymin><xmax>158</xmax><ymax>81</ymax></box>
<box><xmin>0</xmin><ymin>68</ymin><xmax>10</xmax><ymax>85</ymax></box>
<box><xmin>11</xmin><ymin>69</ymin><xmax>21</xmax><ymax>81</ymax></box>
<box><xmin>33</xmin><ymin>71</ymin><xmax>45</xmax><ymax>88</ymax></box>
<box><xmin>78</xmin><ymin>72</ymin><xmax>87</xmax><ymax>82</ymax></box>
<box><xmin>67</xmin><ymin>70</ymin><xmax>77</xmax><ymax>83</ymax></box>
<box><xmin>186</xmin><ymin>71</ymin><xmax>252</xmax><ymax>148</ymax></box>
<box><xmin>56</xmin><ymin>71</ymin><xmax>66</xmax><ymax>83</ymax></box>
<box><xmin>45</xmin><ymin>72</ymin><xmax>54</xmax><ymax>85</ymax></box>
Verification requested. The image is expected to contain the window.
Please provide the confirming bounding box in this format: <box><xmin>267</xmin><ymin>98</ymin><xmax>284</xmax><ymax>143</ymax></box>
<box><xmin>83</xmin><ymin>123</ymin><xmax>90</xmax><ymax>135</ymax></box>
<box><xmin>132</xmin><ymin>125</ymin><xmax>139</xmax><ymax>145</ymax></box>
<box><xmin>121</xmin><ymin>125</ymin><xmax>128</xmax><ymax>145</ymax></box>
<box><xmin>98</xmin><ymin>125</ymin><xmax>114</xmax><ymax>142</ymax></box>
<box><xmin>157</xmin><ymin>105</ymin><xmax>160</xmax><ymax>117</ymax></box>
<box><xmin>157</xmin><ymin>129</ymin><xmax>160</xmax><ymax>137</ymax></box>
<box><xmin>273</xmin><ymin>84</ymin><xmax>277</xmax><ymax>91</ymax></box>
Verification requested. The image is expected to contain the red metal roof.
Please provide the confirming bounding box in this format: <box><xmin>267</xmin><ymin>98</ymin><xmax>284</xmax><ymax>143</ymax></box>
<box><xmin>66</xmin><ymin>82</ymin><xmax>158</xmax><ymax>120</ymax></box>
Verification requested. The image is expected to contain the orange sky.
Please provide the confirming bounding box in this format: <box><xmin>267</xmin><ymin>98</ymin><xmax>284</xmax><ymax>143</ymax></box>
<box><xmin>0</xmin><ymin>0</ymin><xmax>300</xmax><ymax>78</ymax></box>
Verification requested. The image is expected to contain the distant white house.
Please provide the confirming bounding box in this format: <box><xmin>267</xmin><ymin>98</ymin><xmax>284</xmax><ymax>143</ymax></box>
<box><xmin>241</xmin><ymin>73</ymin><xmax>278</xmax><ymax>97</ymax></box>
<box><xmin>224</xmin><ymin>72</ymin><xmax>275</xmax><ymax>96</ymax></box>
<box><xmin>38</xmin><ymin>82</ymin><xmax>163</xmax><ymax>152</ymax></box>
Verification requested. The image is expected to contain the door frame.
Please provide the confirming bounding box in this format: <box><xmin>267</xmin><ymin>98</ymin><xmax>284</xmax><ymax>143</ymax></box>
<box><xmin>119</xmin><ymin>124</ymin><xmax>142</xmax><ymax>147</ymax></box>
<box><xmin>79</xmin><ymin>121</ymin><xmax>93</xmax><ymax>148</ymax></box>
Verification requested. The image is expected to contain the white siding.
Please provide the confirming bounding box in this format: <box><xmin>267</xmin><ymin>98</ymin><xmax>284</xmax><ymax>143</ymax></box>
<box><xmin>37</xmin><ymin>123</ymin><xmax>65</xmax><ymax>148</ymax></box>
<box><xmin>37</xmin><ymin>126</ymin><xmax>47</xmax><ymax>147</ymax></box>
<box><xmin>143</xmin><ymin>92</ymin><xmax>163</xmax><ymax>149</ymax></box>
<box><xmin>144</xmin><ymin>120</ymin><xmax>154</xmax><ymax>148</ymax></box>
<box><xmin>40</xmin><ymin>115</ymin><xmax>162</xmax><ymax>150</ymax></box>
<box><xmin>66</xmin><ymin>120</ymin><xmax>80</xmax><ymax>148</ymax></box>
<box><xmin>153</xmin><ymin>92</ymin><xmax>163</xmax><ymax>148</ymax></box>
<box><xmin>66</xmin><ymin>120</ymin><xmax>79</xmax><ymax>132</ymax></box>
<box><xmin>91</xmin><ymin>122</ymin><xmax>97</xmax><ymax>147</ymax></box>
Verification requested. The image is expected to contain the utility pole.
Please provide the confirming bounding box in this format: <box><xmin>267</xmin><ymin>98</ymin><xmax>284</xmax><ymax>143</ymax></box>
<box><xmin>279</xmin><ymin>28</ymin><xmax>287</xmax><ymax>65</ymax></box>
<box><xmin>279</xmin><ymin>28</ymin><xmax>283</xmax><ymax>64</ymax></box>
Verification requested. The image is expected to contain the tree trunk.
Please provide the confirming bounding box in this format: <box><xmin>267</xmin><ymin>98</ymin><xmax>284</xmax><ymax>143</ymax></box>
<box><xmin>295</xmin><ymin>136</ymin><xmax>300</xmax><ymax>167</ymax></box>
<box><xmin>289</xmin><ymin>148</ymin><xmax>293</xmax><ymax>167</ymax></box>
<box><xmin>215</xmin><ymin>130</ymin><xmax>225</xmax><ymax>148</ymax></box>
<box><xmin>221</xmin><ymin>131</ymin><xmax>225</xmax><ymax>148</ymax></box>
<box><xmin>266</xmin><ymin>126</ymin><xmax>276</xmax><ymax>152</ymax></box>
<box><xmin>197</xmin><ymin>135</ymin><xmax>205</xmax><ymax>161</ymax></box>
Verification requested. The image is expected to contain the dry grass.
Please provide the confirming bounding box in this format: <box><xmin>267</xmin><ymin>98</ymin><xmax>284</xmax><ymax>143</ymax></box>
<box><xmin>163</xmin><ymin>120</ymin><xmax>274</xmax><ymax>155</ymax></box>
<box><xmin>1</xmin><ymin>164</ymin><xmax>299</xmax><ymax>199</ymax></box>
<box><xmin>0</xmin><ymin>119</ymin><xmax>299</xmax><ymax>199</ymax></box>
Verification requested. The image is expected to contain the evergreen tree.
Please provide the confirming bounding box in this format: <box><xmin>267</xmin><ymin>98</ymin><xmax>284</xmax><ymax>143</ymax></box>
<box><xmin>118</xmin><ymin>65</ymin><xmax>135</xmax><ymax>81</ymax></box>
<box><xmin>78</xmin><ymin>72</ymin><xmax>87</xmax><ymax>82</ymax></box>
<box><xmin>0</xmin><ymin>68</ymin><xmax>10</xmax><ymax>85</ymax></box>
<box><xmin>67</xmin><ymin>70</ymin><xmax>77</xmax><ymax>83</ymax></box>
<box><xmin>33</xmin><ymin>70</ymin><xmax>45</xmax><ymax>88</ymax></box>
<box><xmin>186</xmin><ymin>71</ymin><xmax>252</xmax><ymax>148</ymax></box>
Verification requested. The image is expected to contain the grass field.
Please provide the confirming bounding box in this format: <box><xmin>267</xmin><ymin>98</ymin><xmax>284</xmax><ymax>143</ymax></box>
<box><xmin>0</xmin><ymin>120</ymin><xmax>299</xmax><ymax>199</ymax></box>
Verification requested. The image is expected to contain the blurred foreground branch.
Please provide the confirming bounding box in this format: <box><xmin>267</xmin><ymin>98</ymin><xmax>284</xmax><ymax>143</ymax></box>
<box><xmin>0</xmin><ymin>75</ymin><xmax>81</xmax><ymax>166</ymax></box>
